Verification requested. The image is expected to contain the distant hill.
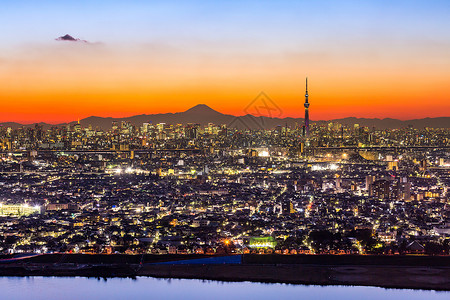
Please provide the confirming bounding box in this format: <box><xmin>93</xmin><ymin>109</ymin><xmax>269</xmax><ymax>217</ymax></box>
<box><xmin>325</xmin><ymin>117</ymin><xmax>450</xmax><ymax>130</ymax></box>
<box><xmin>1</xmin><ymin>104</ymin><xmax>449</xmax><ymax>130</ymax></box>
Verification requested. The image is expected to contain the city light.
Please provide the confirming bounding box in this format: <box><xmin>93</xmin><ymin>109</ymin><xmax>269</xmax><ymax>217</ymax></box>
<box><xmin>0</xmin><ymin>97</ymin><xmax>448</xmax><ymax>260</ymax></box>
<box><xmin>311</xmin><ymin>164</ymin><xmax>339</xmax><ymax>171</ymax></box>
<box><xmin>258</xmin><ymin>151</ymin><xmax>270</xmax><ymax>157</ymax></box>
<box><xmin>0</xmin><ymin>1</ymin><xmax>448</xmax><ymax>295</ymax></box>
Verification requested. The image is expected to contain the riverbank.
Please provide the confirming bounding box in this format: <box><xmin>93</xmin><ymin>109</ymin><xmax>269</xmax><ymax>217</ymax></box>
<box><xmin>0</xmin><ymin>254</ymin><xmax>448</xmax><ymax>290</ymax></box>
<box><xmin>139</xmin><ymin>264</ymin><xmax>450</xmax><ymax>291</ymax></box>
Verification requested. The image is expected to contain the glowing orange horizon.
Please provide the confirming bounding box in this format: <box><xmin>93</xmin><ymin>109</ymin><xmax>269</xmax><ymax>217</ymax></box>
<box><xmin>1</xmin><ymin>90</ymin><xmax>448</xmax><ymax>124</ymax></box>
<box><xmin>1</xmin><ymin>81</ymin><xmax>448</xmax><ymax>124</ymax></box>
<box><xmin>1</xmin><ymin>43</ymin><xmax>449</xmax><ymax>124</ymax></box>
<box><xmin>2</xmin><ymin>1</ymin><xmax>450</xmax><ymax>125</ymax></box>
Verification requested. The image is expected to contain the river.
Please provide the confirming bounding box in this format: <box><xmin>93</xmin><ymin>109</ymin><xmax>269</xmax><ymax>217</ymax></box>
<box><xmin>0</xmin><ymin>276</ymin><xmax>448</xmax><ymax>300</ymax></box>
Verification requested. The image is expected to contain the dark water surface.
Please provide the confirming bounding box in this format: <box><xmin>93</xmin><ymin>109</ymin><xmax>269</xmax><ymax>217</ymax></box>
<box><xmin>0</xmin><ymin>276</ymin><xmax>448</xmax><ymax>300</ymax></box>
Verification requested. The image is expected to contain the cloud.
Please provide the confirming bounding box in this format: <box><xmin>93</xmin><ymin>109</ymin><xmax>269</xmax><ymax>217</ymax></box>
<box><xmin>55</xmin><ymin>34</ymin><xmax>89</xmax><ymax>43</ymax></box>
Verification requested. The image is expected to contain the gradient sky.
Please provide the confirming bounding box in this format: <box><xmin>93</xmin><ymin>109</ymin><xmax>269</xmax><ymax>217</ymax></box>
<box><xmin>1</xmin><ymin>0</ymin><xmax>449</xmax><ymax>123</ymax></box>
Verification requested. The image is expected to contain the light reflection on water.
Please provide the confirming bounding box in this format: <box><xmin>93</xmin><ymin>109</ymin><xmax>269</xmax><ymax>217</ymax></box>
<box><xmin>0</xmin><ymin>276</ymin><xmax>448</xmax><ymax>300</ymax></box>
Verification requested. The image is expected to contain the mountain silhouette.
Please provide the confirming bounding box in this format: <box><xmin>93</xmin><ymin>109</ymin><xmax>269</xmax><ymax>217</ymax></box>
<box><xmin>184</xmin><ymin>104</ymin><xmax>221</xmax><ymax>115</ymax></box>
<box><xmin>1</xmin><ymin>104</ymin><xmax>449</xmax><ymax>130</ymax></box>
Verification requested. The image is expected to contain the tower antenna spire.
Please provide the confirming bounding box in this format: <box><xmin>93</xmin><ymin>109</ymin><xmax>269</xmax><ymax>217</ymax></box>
<box><xmin>304</xmin><ymin>77</ymin><xmax>310</xmax><ymax>140</ymax></box>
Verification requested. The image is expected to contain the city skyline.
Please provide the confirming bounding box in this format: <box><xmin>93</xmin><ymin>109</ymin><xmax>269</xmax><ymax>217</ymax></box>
<box><xmin>0</xmin><ymin>1</ymin><xmax>449</xmax><ymax>296</ymax></box>
<box><xmin>1</xmin><ymin>103</ymin><xmax>449</xmax><ymax>130</ymax></box>
<box><xmin>1</xmin><ymin>1</ymin><xmax>450</xmax><ymax>123</ymax></box>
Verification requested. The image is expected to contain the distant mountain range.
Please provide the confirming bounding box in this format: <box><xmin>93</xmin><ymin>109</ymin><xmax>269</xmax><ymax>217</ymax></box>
<box><xmin>1</xmin><ymin>104</ymin><xmax>449</xmax><ymax>130</ymax></box>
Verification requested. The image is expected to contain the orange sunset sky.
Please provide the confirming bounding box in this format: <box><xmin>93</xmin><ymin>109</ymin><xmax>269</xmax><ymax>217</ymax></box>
<box><xmin>1</xmin><ymin>1</ymin><xmax>449</xmax><ymax>123</ymax></box>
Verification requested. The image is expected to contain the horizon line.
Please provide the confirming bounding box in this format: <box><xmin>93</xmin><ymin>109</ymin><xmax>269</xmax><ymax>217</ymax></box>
<box><xmin>0</xmin><ymin>103</ymin><xmax>449</xmax><ymax>126</ymax></box>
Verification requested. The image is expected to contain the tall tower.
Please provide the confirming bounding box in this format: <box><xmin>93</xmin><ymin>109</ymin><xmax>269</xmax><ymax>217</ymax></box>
<box><xmin>304</xmin><ymin>77</ymin><xmax>310</xmax><ymax>138</ymax></box>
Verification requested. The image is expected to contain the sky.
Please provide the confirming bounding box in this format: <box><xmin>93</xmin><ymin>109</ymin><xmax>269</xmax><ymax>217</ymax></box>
<box><xmin>0</xmin><ymin>0</ymin><xmax>449</xmax><ymax>123</ymax></box>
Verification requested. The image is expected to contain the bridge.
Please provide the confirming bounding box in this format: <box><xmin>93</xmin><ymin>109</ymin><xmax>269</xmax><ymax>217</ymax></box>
<box><xmin>0</xmin><ymin>148</ymin><xmax>203</xmax><ymax>155</ymax></box>
<box><xmin>0</xmin><ymin>145</ymin><xmax>448</xmax><ymax>155</ymax></box>
<box><xmin>315</xmin><ymin>146</ymin><xmax>450</xmax><ymax>151</ymax></box>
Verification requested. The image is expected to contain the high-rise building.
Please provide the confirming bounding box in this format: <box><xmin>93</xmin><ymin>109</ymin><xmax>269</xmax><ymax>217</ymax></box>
<box><xmin>401</xmin><ymin>177</ymin><xmax>411</xmax><ymax>201</ymax></box>
<box><xmin>185</xmin><ymin>123</ymin><xmax>199</xmax><ymax>140</ymax></box>
<box><xmin>73</xmin><ymin>119</ymin><xmax>81</xmax><ymax>133</ymax></box>
<box><xmin>365</xmin><ymin>175</ymin><xmax>376</xmax><ymax>192</ymax></box>
<box><xmin>304</xmin><ymin>77</ymin><xmax>310</xmax><ymax>139</ymax></box>
<box><xmin>282</xmin><ymin>200</ymin><xmax>295</xmax><ymax>215</ymax></box>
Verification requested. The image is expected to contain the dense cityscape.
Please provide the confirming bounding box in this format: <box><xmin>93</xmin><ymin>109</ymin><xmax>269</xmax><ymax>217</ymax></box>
<box><xmin>0</xmin><ymin>110</ymin><xmax>449</xmax><ymax>257</ymax></box>
<box><xmin>2</xmin><ymin>0</ymin><xmax>450</xmax><ymax>297</ymax></box>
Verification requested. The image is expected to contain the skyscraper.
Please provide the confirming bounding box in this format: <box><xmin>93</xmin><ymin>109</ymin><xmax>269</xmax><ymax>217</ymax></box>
<box><xmin>304</xmin><ymin>77</ymin><xmax>310</xmax><ymax>138</ymax></box>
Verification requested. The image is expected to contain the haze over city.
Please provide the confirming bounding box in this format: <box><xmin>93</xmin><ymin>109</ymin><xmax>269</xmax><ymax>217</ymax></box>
<box><xmin>1</xmin><ymin>0</ymin><xmax>450</xmax><ymax>123</ymax></box>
